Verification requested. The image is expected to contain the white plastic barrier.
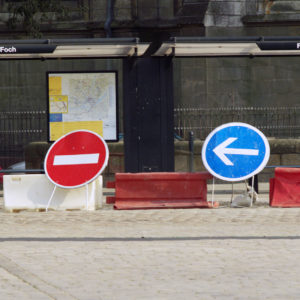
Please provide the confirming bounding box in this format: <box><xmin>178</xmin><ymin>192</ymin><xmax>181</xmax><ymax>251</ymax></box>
<box><xmin>3</xmin><ymin>174</ymin><xmax>102</xmax><ymax>211</ymax></box>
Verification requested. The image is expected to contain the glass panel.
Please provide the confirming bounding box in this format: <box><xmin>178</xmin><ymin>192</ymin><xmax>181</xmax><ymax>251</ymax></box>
<box><xmin>0</xmin><ymin>58</ymin><xmax>123</xmax><ymax>168</ymax></box>
<box><xmin>174</xmin><ymin>56</ymin><xmax>300</xmax><ymax>140</ymax></box>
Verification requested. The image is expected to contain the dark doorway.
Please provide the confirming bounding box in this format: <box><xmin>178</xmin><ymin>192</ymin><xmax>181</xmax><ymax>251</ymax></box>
<box><xmin>123</xmin><ymin>57</ymin><xmax>174</xmax><ymax>172</ymax></box>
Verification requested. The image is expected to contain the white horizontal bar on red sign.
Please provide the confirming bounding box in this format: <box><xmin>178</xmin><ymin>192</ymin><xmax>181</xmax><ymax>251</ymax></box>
<box><xmin>53</xmin><ymin>154</ymin><xmax>100</xmax><ymax>166</ymax></box>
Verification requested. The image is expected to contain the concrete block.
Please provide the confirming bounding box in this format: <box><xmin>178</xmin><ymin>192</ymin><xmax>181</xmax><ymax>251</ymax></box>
<box><xmin>270</xmin><ymin>139</ymin><xmax>297</xmax><ymax>154</ymax></box>
<box><xmin>267</xmin><ymin>154</ymin><xmax>281</xmax><ymax>166</ymax></box>
<box><xmin>194</xmin><ymin>155</ymin><xmax>207</xmax><ymax>172</ymax></box>
<box><xmin>174</xmin><ymin>141</ymin><xmax>188</xmax><ymax>151</ymax></box>
<box><xmin>3</xmin><ymin>174</ymin><xmax>103</xmax><ymax>211</ymax></box>
<box><xmin>175</xmin><ymin>154</ymin><xmax>189</xmax><ymax>172</ymax></box>
<box><xmin>108</xmin><ymin>154</ymin><xmax>125</xmax><ymax>173</ymax></box>
<box><xmin>281</xmin><ymin>154</ymin><xmax>300</xmax><ymax>166</ymax></box>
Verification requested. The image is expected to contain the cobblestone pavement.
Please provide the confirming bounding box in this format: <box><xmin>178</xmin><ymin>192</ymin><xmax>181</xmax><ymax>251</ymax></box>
<box><xmin>0</xmin><ymin>185</ymin><xmax>300</xmax><ymax>300</ymax></box>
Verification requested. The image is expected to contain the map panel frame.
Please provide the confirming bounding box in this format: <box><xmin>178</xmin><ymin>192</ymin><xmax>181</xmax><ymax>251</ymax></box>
<box><xmin>46</xmin><ymin>71</ymin><xmax>119</xmax><ymax>142</ymax></box>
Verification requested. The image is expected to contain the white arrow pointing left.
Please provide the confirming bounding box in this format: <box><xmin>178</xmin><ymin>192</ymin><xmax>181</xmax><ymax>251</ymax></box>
<box><xmin>53</xmin><ymin>153</ymin><xmax>99</xmax><ymax>166</ymax></box>
<box><xmin>213</xmin><ymin>137</ymin><xmax>259</xmax><ymax>166</ymax></box>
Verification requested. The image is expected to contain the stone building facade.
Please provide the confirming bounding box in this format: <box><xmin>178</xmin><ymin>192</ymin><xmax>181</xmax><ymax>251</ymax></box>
<box><xmin>0</xmin><ymin>1</ymin><xmax>299</xmax><ymax>41</ymax></box>
<box><xmin>0</xmin><ymin>1</ymin><xmax>300</xmax><ymax>176</ymax></box>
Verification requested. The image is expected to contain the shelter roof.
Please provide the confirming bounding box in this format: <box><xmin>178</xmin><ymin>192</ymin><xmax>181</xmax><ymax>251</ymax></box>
<box><xmin>153</xmin><ymin>36</ymin><xmax>300</xmax><ymax>57</ymax></box>
<box><xmin>0</xmin><ymin>38</ymin><xmax>149</xmax><ymax>59</ymax></box>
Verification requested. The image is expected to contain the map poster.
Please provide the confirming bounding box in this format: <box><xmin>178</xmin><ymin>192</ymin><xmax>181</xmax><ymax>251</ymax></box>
<box><xmin>47</xmin><ymin>71</ymin><xmax>118</xmax><ymax>142</ymax></box>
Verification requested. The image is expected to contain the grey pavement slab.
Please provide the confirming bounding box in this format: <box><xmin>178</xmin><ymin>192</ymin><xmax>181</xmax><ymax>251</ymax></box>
<box><xmin>0</xmin><ymin>191</ymin><xmax>299</xmax><ymax>299</ymax></box>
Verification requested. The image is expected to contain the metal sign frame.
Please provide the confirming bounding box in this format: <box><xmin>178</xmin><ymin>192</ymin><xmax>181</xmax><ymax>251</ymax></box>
<box><xmin>46</xmin><ymin>70</ymin><xmax>119</xmax><ymax>142</ymax></box>
<box><xmin>202</xmin><ymin>122</ymin><xmax>270</xmax><ymax>182</ymax></box>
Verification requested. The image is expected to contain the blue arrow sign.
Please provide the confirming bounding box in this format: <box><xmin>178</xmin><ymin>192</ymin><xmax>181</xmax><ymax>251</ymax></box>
<box><xmin>202</xmin><ymin>122</ymin><xmax>270</xmax><ymax>182</ymax></box>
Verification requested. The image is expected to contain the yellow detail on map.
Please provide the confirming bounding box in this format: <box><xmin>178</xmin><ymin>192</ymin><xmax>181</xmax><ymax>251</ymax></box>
<box><xmin>49</xmin><ymin>76</ymin><xmax>62</xmax><ymax>95</ymax></box>
<box><xmin>49</xmin><ymin>95</ymin><xmax>68</xmax><ymax>113</ymax></box>
<box><xmin>50</xmin><ymin>121</ymin><xmax>103</xmax><ymax>141</ymax></box>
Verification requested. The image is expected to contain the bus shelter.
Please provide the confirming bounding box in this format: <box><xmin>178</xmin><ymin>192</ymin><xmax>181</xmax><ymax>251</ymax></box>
<box><xmin>0</xmin><ymin>38</ymin><xmax>174</xmax><ymax>174</ymax></box>
<box><xmin>1</xmin><ymin>36</ymin><xmax>300</xmax><ymax>176</ymax></box>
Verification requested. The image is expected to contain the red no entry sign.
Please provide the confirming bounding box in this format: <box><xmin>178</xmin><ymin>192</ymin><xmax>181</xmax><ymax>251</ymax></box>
<box><xmin>44</xmin><ymin>130</ymin><xmax>109</xmax><ymax>188</ymax></box>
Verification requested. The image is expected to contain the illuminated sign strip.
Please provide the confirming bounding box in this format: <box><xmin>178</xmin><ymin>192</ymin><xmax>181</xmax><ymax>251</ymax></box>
<box><xmin>154</xmin><ymin>42</ymin><xmax>300</xmax><ymax>57</ymax></box>
<box><xmin>0</xmin><ymin>44</ymin><xmax>150</xmax><ymax>58</ymax></box>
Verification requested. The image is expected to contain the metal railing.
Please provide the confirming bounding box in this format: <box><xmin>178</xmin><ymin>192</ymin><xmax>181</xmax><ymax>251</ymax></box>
<box><xmin>0</xmin><ymin>111</ymin><xmax>47</xmax><ymax>168</ymax></box>
<box><xmin>0</xmin><ymin>107</ymin><xmax>299</xmax><ymax>168</ymax></box>
<box><xmin>174</xmin><ymin>106</ymin><xmax>300</xmax><ymax>140</ymax></box>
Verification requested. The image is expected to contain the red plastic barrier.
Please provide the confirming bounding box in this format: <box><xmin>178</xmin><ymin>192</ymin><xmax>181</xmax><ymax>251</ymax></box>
<box><xmin>110</xmin><ymin>172</ymin><xmax>218</xmax><ymax>210</ymax></box>
<box><xmin>270</xmin><ymin>168</ymin><xmax>300</xmax><ymax>207</ymax></box>
<box><xmin>106</xmin><ymin>196</ymin><xmax>116</xmax><ymax>204</ymax></box>
<box><xmin>106</xmin><ymin>181</ymin><xmax>115</xmax><ymax>188</ymax></box>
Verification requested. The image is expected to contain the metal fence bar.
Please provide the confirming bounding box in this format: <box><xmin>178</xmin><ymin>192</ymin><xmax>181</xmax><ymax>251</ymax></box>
<box><xmin>0</xmin><ymin>111</ymin><xmax>47</xmax><ymax>168</ymax></box>
<box><xmin>174</xmin><ymin>106</ymin><xmax>300</xmax><ymax>140</ymax></box>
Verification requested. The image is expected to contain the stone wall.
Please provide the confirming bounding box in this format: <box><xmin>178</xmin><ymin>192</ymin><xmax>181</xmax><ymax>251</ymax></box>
<box><xmin>174</xmin><ymin>139</ymin><xmax>300</xmax><ymax>182</ymax></box>
<box><xmin>82</xmin><ymin>139</ymin><xmax>300</xmax><ymax>184</ymax></box>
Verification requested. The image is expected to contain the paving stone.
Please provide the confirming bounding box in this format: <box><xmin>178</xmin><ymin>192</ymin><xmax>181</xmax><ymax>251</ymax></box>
<box><xmin>0</xmin><ymin>193</ymin><xmax>300</xmax><ymax>299</ymax></box>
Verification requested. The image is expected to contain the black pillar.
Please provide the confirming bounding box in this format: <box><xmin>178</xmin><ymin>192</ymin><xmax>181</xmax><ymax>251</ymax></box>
<box><xmin>123</xmin><ymin>57</ymin><xmax>174</xmax><ymax>172</ymax></box>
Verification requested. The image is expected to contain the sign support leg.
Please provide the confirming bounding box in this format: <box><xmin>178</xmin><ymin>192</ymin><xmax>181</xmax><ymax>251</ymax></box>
<box><xmin>250</xmin><ymin>175</ymin><xmax>254</xmax><ymax>207</ymax></box>
<box><xmin>86</xmin><ymin>184</ymin><xmax>89</xmax><ymax>210</ymax></box>
<box><xmin>211</xmin><ymin>177</ymin><xmax>215</xmax><ymax>207</ymax></box>
<box><xmin>46</xmin><ymin>185</ymin><xmax>57</xmax><ymax>213</ymax></box>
